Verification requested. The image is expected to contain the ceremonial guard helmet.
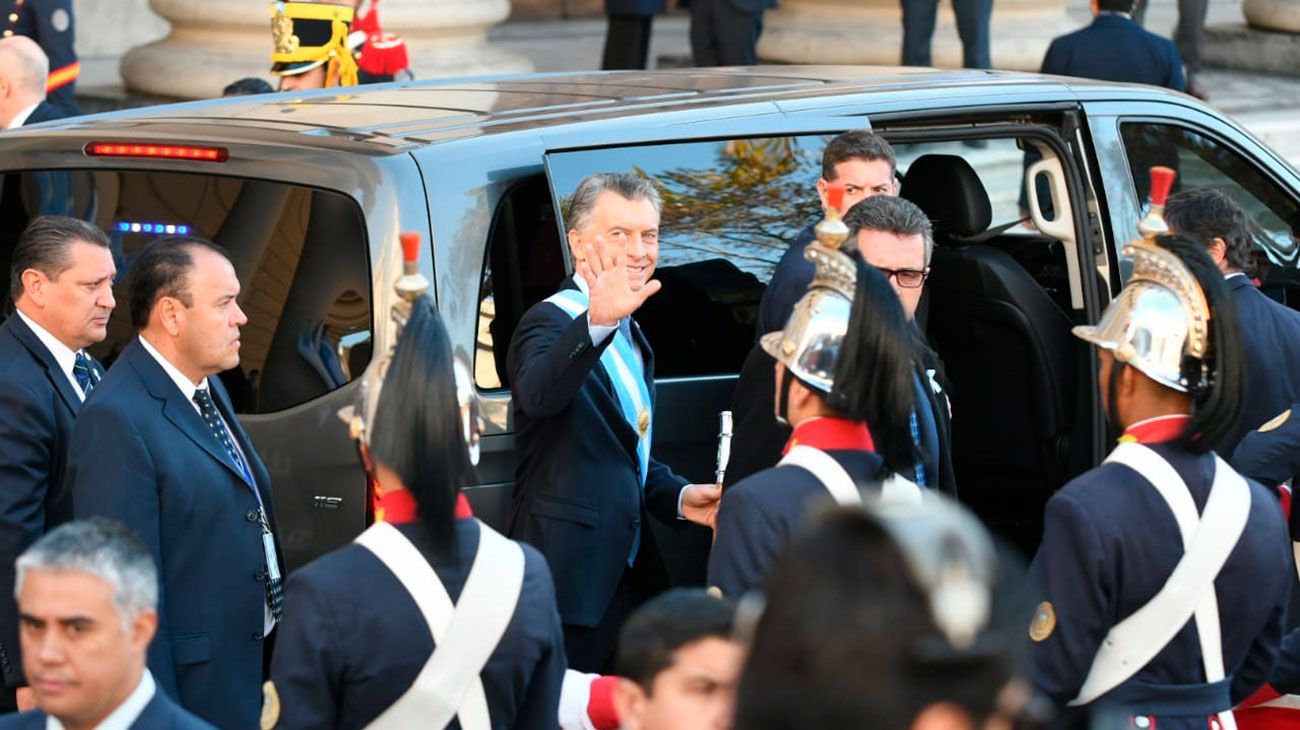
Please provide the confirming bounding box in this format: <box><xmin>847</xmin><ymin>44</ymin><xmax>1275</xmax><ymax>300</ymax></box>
<box><xmin>269</xmin><ymin>1</ymin><xmax>361</xmax><ymax>87</ymax></box>
<box><xmin>339</xmin><ymin>232</ymin><xmax>481</xmax><ymax>464</ymax></box>
<box><xmin>1073</xmin><ymin>167</ymin><xmax>1212</xmax><ymax>393</ymax></box>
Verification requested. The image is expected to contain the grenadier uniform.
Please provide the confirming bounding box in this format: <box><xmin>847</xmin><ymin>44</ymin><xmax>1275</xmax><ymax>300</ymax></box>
<box><xmin>1027</xmin><ymin>171</ymin><xmax>1293</xmax><ymax>729</ymax></box>
<box><xmin>1230</xmin><ymin>407</ymin><xmax>1300</xmax><ymax>729</ymax></box>
<box><xmin>708</xmin><ymin>202</ymin><xmax>922</xmax><ymax>597</ymax></box>
<box><xmin>269</xmin><ymin>0</ymin><xmax>409</xmax><ymax>89</ymax></box>
<box><xmin>3</xmin><ymin>0</ymin><xmax>78</xmax><ymax>109</ymax></box>
<box><xmin>264</xmin><ymin>236</ymin><xmax>566</xmax><ymax>730</ymax></box>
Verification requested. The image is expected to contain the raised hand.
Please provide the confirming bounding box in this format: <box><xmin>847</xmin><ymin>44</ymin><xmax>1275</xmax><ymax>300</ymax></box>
<box><xmin>577</xmin><ymin>235</ymin><xmax>661</xmax><ymax>327</ymax></box>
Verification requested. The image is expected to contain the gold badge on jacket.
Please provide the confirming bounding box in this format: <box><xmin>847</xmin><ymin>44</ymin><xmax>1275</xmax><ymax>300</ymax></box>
<box><xmin>1260</xmin><ymin>408</ymin><xmax>1292</xmax><ymax>433</ymax></box>
<box><xmin>260</xmin><ymin>681</ymin><xmax>281</xmax><ymax>729</ymax></box>
<box><xmin>1029</xmin><ymin>601</ymin><xmax>1056</xmax><ymax>642</ymax></box>
<box><xmin>637</xmin><ymin>409</ymin><xmax>650</xmax><ymax>437</ymax></box>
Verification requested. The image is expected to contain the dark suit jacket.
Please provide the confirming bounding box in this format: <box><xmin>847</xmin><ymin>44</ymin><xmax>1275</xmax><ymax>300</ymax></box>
<box><xmin>506</xmin><ymin>278</ymin><xmax>686</xmax><ymax>628</ymax></box>
<box><xmin>1040</xmin><ymin>14</ymin><xmax>1185</xmax><ymax>91</ymax></box>
<box><xmin>606</xmin><ymin>0</ymin><xmax>665</xmax><ymax>14</ymax></box>
<box><xmin>0</xmin><ymin>681</ymin><xmax>216</xmax><ymax>729</ymax></box>
<box><xmin>66</xmin><ymin>338</ymin><xmax>281</xmax><ymax>730</ymax></box>
<box><xmin>709</xmin><ymin>449</ymin><xmax>884</xmax><ymax>597</ymax></box>
<box><xmin>1227</xmin><ymin>276</ymin><xmax>1300</xmax><ymax>454</ymax></box>
<box><xmin>22</xmin><ymin>100</ymin><xmax>75</xmax><ymax>126</ymax></box>
<box><xmin>0</xmin><ymin>314</ymin><xmax>90</xmax><ymax>688</ymax></box>
<box><xmin>270</xmin><ymin>519</ymin><xmax>565</xmax><ymax>729</ymax></box>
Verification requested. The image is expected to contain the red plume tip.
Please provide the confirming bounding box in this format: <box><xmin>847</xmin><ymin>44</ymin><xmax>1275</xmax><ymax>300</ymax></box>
<box><xmin>1148</xmin><ymin>166</ymin><xmax>1177</xmax><ymax>207</ymax></box>
<box><xmin>825</xmin><ymin>183</ymin><xmax>845</xmax><ymax>213</ymax></box>
<box><xmin>399</xmin><ymin>231</ymin><xmax>421</xmax><ymax>265</ymax></box>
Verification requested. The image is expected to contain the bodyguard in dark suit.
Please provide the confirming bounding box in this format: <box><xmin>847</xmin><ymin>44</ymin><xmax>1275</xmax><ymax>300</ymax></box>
<box><xmin>507</xmin><ymin>173</ymin><xmax>719</xmax><ymax>673</ymax></box>
<box><xmin>67</xmin><ymin>238</ymin><xmax>283</xmax><ymax>729</ymax></box>
<box><xmin>5</xmin><ymin>519</ymin><xmax>214</xmax><ymax>730</ymax></box>
<box><xmin>0</xmin><ymin>216</ymin><xmax>113</xmax><ymax>710</ymax></box>
<box><xmin>271</xmin><ymin>297</ymin><xmax>565</xmax><ymax>729</ymax></box>
<box><xmin>685</xmin><ymin>0</ymin><xmax>776</xmax><ymax>66</ymax></box>
<box><xmin>728</xmin><ymin>195</ymin><xmax>957</xmax><ymax>495</ymax></box>
<box><xmin>1040</xmin><ymin>0</ymin><xmax>1185</xmax><ymax>91</ymax></box>
<box><xmin>1165</xmin><ymin>187</ymin><xmax>1300</xmax><ymax>454</ymax></box>
<box><xmin>901</xmin><ymin>0</ymin><xmax>991</xmax><ymax>69</ymax></box>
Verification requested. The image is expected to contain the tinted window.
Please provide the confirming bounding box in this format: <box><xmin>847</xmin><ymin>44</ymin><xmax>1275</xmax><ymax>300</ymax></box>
<box><xmin>0</xmin><ymin>170</ymin><xmax>372</xmax><ymax>413</ymax></box>
<box><xmin>1120</xmin><ymin>122</ymin><xmax>1299</xmax><ymax>269</ymax></box>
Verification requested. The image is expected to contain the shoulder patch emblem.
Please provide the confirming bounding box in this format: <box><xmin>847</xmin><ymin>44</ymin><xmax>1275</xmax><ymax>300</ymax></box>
<box><xmin>1260</xmin><ymin>409</ymin><xmax>1292</xmax><ymax>433</ymax></box>
<box><xmin>50</xmin><ymin>8</ymin><xmax>70</xmax><ymax>32</ymax></box>
<box><xmin>1029</xmin><ymin>601</ymin><xmax>1056</xmax><ymax>642</ymax></box>
<box><xmin>260</xmin><ymin>680</ymin><xmax>281</xmax><ymax>730</ymax></box>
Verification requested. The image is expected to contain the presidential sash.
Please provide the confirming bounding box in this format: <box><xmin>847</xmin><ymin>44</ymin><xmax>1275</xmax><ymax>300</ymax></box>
<box><xmin>546</xmin><ymin>289</ymin><xmax>652</xmax><ymax>487</ymax></box>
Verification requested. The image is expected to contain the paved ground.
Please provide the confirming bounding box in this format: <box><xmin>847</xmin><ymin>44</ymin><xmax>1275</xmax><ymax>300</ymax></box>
<box><xmin>485</xmin><ymin>0</ymin><xmax>1300</xmax><ymax>167</ymax></box>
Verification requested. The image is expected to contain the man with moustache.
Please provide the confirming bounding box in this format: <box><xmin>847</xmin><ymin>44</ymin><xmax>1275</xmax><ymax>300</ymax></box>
<box><xmin>0</xmin><ymin>216</ymin><xmax>113</xmax><ymax>712</ymax></box>
<box><xmin>66</xmin><ymin>237</ymin><xmax>283</xmax><ymax>729</ymax></box>
<box><xmin>507</xmin><ymin>172</ymin><xmax>721</xmax><ymax>673</ymax></box>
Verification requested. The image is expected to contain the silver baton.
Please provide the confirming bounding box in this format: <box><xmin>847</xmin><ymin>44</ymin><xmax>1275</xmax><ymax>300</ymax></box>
<box><xmin>715</xmin><ymin>410</ymin><xmax>733</xmax><ymax>487</ymax></box>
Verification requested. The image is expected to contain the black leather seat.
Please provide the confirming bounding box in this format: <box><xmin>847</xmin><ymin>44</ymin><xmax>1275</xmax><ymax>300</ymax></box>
<box><xmin>900</xmin><ymin>154</ymin><xmax>1078</xmax><ymax>514</ymax></box>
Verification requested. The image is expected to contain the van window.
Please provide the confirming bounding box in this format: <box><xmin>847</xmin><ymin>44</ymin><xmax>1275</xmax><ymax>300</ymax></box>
<box><xmin>544</xmin><ymin>136</ymin><xmax>827</xmax><ymax>378</ymax></box>
<box><xmin>0</xmin><ymin>170</ymin><xmax>372</xmax><ymax>414</ymax></box>
<box><xmin>1119</xmin><ymin>122</ymin><xmax>1300</xmax><ymax>277</ymax></box>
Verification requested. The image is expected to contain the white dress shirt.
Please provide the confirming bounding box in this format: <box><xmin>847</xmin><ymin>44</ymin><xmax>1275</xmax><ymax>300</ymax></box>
<box><xmin>47</xmin><ymin>670</ymin><xmax>155</xmax><ymax>730</ymax></box>
<box><xmin>5</xmin><ymin>102</ymin><xmax>39</xmax><ymax>130</ymax></box>
<box><xmin>15</xmin><ymin>309</ymin><xmax>89</xmax><ymax>401</ymax></box>
<box><xmin>136</xmin><ymin>336</ymin><xmax>276</xmax><ymax>634</ymax></box>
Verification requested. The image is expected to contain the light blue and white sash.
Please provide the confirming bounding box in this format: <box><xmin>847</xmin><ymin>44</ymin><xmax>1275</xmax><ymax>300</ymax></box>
<box><xmin>546</xmin><ymin>288</ymin><xmax>652</xmax><ymax>486</ymax></box>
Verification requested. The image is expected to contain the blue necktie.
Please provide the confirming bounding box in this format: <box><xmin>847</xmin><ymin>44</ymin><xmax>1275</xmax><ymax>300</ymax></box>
<box><xmin>73</xmin><ymin>352</ymin><xmax>97</xmax><ymax>397</ymax></box>
<box><xmin>193</xmin><ymin>388</ymin><xmax>284</xmax><ymax>619</ymax></box>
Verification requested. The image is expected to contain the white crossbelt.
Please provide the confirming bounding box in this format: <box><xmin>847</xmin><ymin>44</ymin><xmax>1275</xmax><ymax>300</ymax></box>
<box><xmin>1069</xmin><ymin>443</ymin><xmax>1249</xmax><ymax>730</ymax></box>
<box><xmin>778</xmin><ymin>445</ymin><xmax>923</xmax><ymax>507</ymax></box>
<box><xmin>355</xmin><ymin>520</ymin><xmax>526</xmax><ymax>730</ymax></box>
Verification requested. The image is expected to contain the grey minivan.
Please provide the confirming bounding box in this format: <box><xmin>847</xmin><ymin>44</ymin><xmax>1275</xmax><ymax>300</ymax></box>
<box><xmin>3</xmin><ymin>66</ymin><xmax>1297</xmax><ymax>573</ymax></box>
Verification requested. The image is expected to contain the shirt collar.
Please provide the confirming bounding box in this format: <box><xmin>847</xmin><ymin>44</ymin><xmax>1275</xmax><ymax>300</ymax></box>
<box><xmin>6</xmin><ymin>101</ymin><xmax>40</xmax><ymax>130</ymax></box>
<box><xmin>1224</xmin><ymin>271</ymin><xmax>1248</xmax><ymax>281</ymax></box>
<box><xmin>573</xmin><ymin>273</ymin><xmax>590</xmax><ymax>296</ymax></box>
<box><xmin>1119</xmin><ymin>414</ymin><xmax>1192</xmax><ymax>445</ymax></box>
<box><xmin>15</xmin><ymin>308</ymin><xmax>80</xmax><ymax>381</ymax></box>
<box><xmin>1096</xmin><ymin>10</ymin><xmax>1133</xmax><ymax>19</ymax></box>
<box><xmin>47</xmin><ymin>670</ymin><xmax>155</xmax><ymax>730</ymax></box>
<box><xmin>137</xmin><ymin>336</ymin><xmax>208</xmax><ymax>400</ymax></box>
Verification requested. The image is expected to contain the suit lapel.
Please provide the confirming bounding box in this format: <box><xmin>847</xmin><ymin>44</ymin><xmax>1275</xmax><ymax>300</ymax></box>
<box><xmin>4</xmin><ymin>314</ymin><xmax>84</xmax><ymax>414</ymax></box>
<box><xmin>124</xmin><ymin>340</ymin><xmax>249</xmax><ymax>485</ymax></box>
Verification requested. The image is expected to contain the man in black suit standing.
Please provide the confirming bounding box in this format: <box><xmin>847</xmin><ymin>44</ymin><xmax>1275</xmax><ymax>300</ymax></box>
<box><xmin>1165</xmin><ymin>187</ymin><xmax>1300</xmax><ymax>454</ymax></box>
<box><xmin>0</xmin><ymin>216</ymin><xmax>113</xmax><ymax>712</ymax></box>
<box><xmin>0</xmin><ymin>36</ymin><xmax>69</xmax><ymax>129</ymax></box>
<box><xmin>67</xmin><ymin>237</ymin><xmax>283</xmax><ymax>729</ymax></box>
<box><xmin>2</xmin><ymin>519</ymin><xmax>214</xmax><ymax>729</ymax></box>
<box><xmin>1040</xmin><ymin>0</ymin><xmax>1185</xmax><ymax>92</ymax></box>
<box><xmin>507</xmin><ymin>172</ymin><xmax>720</xmax><ymax>673</ymax></box>
<box><xmin>687</xmin><ymin>0</ymin><xmax>777</xmax><ymax>66</ymax></box>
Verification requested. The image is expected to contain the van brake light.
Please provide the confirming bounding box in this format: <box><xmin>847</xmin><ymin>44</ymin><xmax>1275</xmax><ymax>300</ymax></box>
<box><xmin>84</xmin><ymin>143</ymin><xmax>228</xmax><ymax>162</ymax></box>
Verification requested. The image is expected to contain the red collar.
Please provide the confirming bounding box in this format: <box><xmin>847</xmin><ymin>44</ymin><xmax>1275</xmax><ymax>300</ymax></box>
<box><xmin>1119</xmin><ymin>414</ymin><xmax>1192</xmax><ymax>445</ymax></box>
<box><xmin>783</xmin><ymin>417</ymin><xmax>875</xmax><ymax>455</ymax></box>
<box><xmin>374</xmin><ymin>483</ymin><xmax>473</xmax><ymax>524</ymax></box>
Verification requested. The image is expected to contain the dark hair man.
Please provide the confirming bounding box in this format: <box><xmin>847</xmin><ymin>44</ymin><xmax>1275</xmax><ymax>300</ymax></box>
<box><xmin>1165</xmin><ymin>187</ymin><xmax>1300</xmax><ymax>454</ymax></box>
<box><xmin>709</xmin><ymin>239</ymin><xmax>921</xmax><ymax>597</ymax></box>
<box><xmin>221</xmin><ymin>77</ymin><xmax>273</xmax><ymax>97</ymax></box>
<box><xmin>612</xmin><ymin>589</ymin><xmax>742</xmax><ymax>730</ymax></box>
<box><xmin>0</xmin><ymin>519</ymin><xmax>213</xmax><ymax>729</ymax></box>
<box><xmin>0</xmin><ymin>215</ymin><xmax>113</xmax><ymax>711</ymax></box>
<box><xmin>65</xmin><ymin>237</ymin><xmax>282</xmax><ymax>728</ymax></box>
<box><xmin>269</xmin><ymin>295</ymin><xmax>565</xmax><ymax>728</ymax></box>
<box><xmin>1027</xmin><ymin>235</ymin><xmax>1290</xmax><ymax>725</ymax></box>
<box><xmin>1040</xmin><ymin>0</ymin><xmax>1185</xmax><ymax>91</ymax></box>
<box><xmin>726</xmin><ymin>195</ymin><xmax>956</xmax><ymax>496</ymax></box>
<box><xmin>507</xmin><ymin>172</ymin><xmax>720</xmax><ymax>673</ymax></box>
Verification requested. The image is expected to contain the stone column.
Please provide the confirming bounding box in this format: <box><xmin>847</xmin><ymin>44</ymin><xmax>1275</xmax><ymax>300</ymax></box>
<box><xmin>757</xmin><ymin>0</ymin><xmax>1073</xmax><ymax>71</ymax></box>
<box><xmin>121</xmin><ymin>0</ymin><xmax>533</xmax><ymax>100</ymax></box>
<box><xmin>1244</xmin><ymin>0</ymin><xmax>1300</xmax><ymax>31</ymax></box>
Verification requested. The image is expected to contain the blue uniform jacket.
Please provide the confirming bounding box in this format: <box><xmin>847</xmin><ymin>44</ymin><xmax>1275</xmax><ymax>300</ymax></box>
<box><xmin>66</xmin><ymin>338</ymin><xmax>281</xmax><ymax>730</ymax></box>
<box><xmin>4</xmin><ymin>0</ymin><xmax>78</xmax><ymax>109</ymax></box>
<box><xmin>1028</xmin><ymin>442</ymin><xmax>1291</xmax><ymax>725</ymax></box>
<box><xmin>0</xmin><ymin>315</ymin><xmax>89</xmax><ymax>688</ymax></box>
<box><xmin>708</xmin><ymin>449</ymin><xmax>885</xmax><ymax>597</ymax></box>
<box><xmin>0</xmin><ymin>683</ymin><xmax>215</xmax><ymax>729</ymax></box>
<box><xmin>506</xmin><ymin>279</ymin><xmax>687</xmax><ymax>629</ymax></box>
<box><xmin>1040</xmin><ymin>14</ymin><xmax>1185</xmax><ymax>91</ymax></box>
<box><xmin>1226</xmin><ymin>276</ymin><xmax>1300</xmax><ymax>454</ymax></box>
<box><xmin>269</xmin><ymin>519</ymin><xmax>566</xmax><ymax>730</ymax></box>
